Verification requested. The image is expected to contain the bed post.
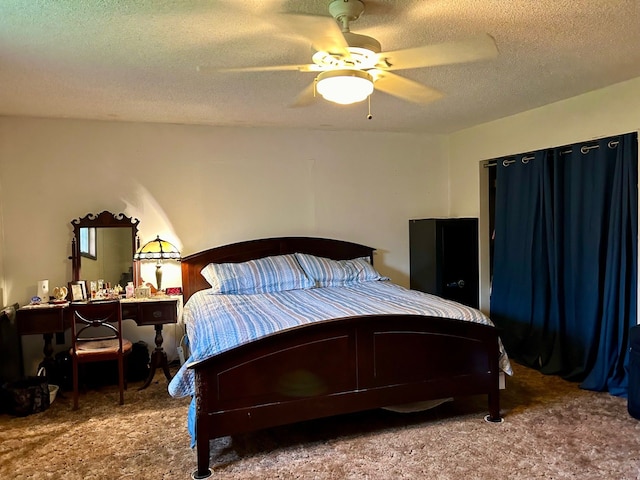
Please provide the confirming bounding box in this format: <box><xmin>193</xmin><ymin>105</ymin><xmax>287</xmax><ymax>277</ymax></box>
<box><xmin>192</xmin><ymin>384</ymin><xmax>213</xmax><ymax>479</ymax></box>
<box><xmin>486</xmin><ymin>390</ymin><xmax>502</xmax><ymax>422</ymax></box>
<box><xmin>192</xmin><ymin>438</ymin><xmax>212</xmax><ymax>479</ymax></box>
<box><xmin>485</xmin><ymin>343</ymin><xmax>503</xmax><ymax>423</ymax></box>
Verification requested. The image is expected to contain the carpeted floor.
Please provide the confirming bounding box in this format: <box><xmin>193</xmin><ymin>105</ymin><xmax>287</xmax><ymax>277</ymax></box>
<box><xmin>1</xmin><ymin>362</ymin><xmax>639</xmax><ymax>479</ymax></box>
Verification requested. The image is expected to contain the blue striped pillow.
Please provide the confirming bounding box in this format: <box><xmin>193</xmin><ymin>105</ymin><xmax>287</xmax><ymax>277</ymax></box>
<box><xmin>201</xmin><ymin>254</ymin><xmax>314</xmax><ymax>294</ymax></box>
<box><xmin>294</xmin><ymin>253</ymin><xmax>385</xmax><ymax>287</ymax></box>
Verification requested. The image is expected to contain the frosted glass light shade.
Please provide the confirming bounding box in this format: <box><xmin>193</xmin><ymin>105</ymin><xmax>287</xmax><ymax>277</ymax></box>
<box><xmin>316</xmin><ymin>70</ymin><xmax>374</xmax><ymax>105</ymax></box>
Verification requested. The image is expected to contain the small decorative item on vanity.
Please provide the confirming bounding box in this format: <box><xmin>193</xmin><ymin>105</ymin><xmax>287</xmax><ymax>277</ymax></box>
<box><xmin>134</xmin><ymin>286</ymin><xmax>151</xmax><ymax>299</ymax></box>
<box><xmin>51</xmin><ymin>286</ymin><xmax>68</xmax><ymax>304</ymax></box>
<box><xmin>69</xmin><ymin>281</ymin><xmax>87</xmax><ymax>302</ymax></box>
<box><xmin>165</xmin><ymin>287</ymin><xmax>182</xmax><ymax>296</ymax></box>
<box><xmin>125</xmin><ymin>282</ymin><xmax>135</xmax><ymax>299</ymax></box>
<box><xmin>37</xmin><ymin>280</ymin><xmax>49</xmax><ymax>304</ymax></box>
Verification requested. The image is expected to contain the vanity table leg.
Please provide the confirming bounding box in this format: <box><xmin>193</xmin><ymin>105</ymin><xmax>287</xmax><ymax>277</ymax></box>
<box><xmin>38</xmin><ymin>333</ymin><xmax>56</xmax><ymax>377</ymax></box>
<box><xmin>139</xmin><ymin>324</ymin><xmax>172</xmax><ymax>390</ymax></box>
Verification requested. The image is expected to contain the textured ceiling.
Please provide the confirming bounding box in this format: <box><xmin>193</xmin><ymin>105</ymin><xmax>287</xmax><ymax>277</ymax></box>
<box><xmin>1</xmin><ymin>0</ymin><xmax>639</xmax><ymax>134</ymax></box>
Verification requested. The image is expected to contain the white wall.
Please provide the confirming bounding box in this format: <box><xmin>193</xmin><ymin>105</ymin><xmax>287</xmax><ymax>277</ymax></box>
<box><xmin>4</xmin><ymin>77</ymin><xmax>639</xmax><ymax>375</ymax></box>
<box><xmin>5</xmin><ymin>77</ymin><xmax>639</xmax><ymax>377</ymax></box>
<box><xmin>448</xmin><ymin>76</ymin><xmax>640</xmax><ymax>313</ymax></box>
<box><xmin>0</xmin><ymin>117</ymin><xmax>449</xmax><ymax>375</ymax></box>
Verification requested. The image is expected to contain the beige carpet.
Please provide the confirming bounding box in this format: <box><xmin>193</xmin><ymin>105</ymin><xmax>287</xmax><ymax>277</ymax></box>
<box><xmin>1</xmin><ymin>362</ymin><xmax>639</xmax><ymax>480</ymax></box>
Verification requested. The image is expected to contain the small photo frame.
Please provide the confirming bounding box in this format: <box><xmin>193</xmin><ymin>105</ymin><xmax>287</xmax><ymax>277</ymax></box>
<box><xmin>135</xmin><ymin>286</ymin><xmax>151</xmax><ymax>299</ymax></box>
<box><xmin>69</xmin><ymin>280</ymin><xmax>87</xmax><ymax>301</ymax></box>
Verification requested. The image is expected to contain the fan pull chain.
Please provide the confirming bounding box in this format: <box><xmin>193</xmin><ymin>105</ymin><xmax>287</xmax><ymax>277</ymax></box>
<box><xmin>367</xmin><ymin>95</ymin><xmax>373</xmax><ymax>120</ymax></box>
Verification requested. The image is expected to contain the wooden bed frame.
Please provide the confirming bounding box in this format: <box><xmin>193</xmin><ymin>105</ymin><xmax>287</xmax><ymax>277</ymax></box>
<box><xmin>181</xmin><ymin>237</ymin><xmax>503</xmax><ymax>479</ymax></box>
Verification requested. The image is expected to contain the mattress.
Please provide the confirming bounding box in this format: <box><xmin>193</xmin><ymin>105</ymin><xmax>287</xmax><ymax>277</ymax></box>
<box><xmin>169</xmin><ymin>280</ymin><xmax>512</xmax><ymax>399</ymax></box>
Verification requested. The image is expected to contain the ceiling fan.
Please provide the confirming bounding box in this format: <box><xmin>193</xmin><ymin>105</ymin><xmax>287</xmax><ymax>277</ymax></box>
<box><xmin>198</xmin><ymin>0</ymin><xmax>498</xmax><ymax>108</ymax></box>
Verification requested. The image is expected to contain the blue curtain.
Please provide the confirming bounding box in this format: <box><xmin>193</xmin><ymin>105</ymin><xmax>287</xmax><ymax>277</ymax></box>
<box><xmin>490</xmin><ymin>133</ymin><xmax>638</xmax><ymax>395</ymax></box>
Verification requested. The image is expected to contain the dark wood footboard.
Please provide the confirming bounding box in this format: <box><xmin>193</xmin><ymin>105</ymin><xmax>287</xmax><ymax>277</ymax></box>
<box><xmin>189</xmin><ymin>314</ymin><xmax>501</xmax><ymax>478</ymax></box>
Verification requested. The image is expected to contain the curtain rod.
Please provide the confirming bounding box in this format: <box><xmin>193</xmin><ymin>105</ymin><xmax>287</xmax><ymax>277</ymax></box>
<box><xmin>483</xmin><ymin>140</ymin><xmax>620</xmax><ymax>168</ymax></box>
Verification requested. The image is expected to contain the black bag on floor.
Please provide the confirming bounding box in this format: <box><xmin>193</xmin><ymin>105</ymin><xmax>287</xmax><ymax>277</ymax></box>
<box><xmin>127</xmin><ymin>341</ymin><xmax>150</xmax><ymax>382</ymax></box>
<box><xmin>1</xmin><ymin>375</ymin><xmax>50</xmax><ymax>416</ymax></box>
<box><xmin>53</xmin><ymin>351</ymin><xmax>73</xmax><ymax>391</ymax></box>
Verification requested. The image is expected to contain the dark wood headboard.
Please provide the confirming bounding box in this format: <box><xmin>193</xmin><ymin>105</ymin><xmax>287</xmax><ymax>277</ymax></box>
<box><xmin>181</xmin><ymin>237</ymin><xmax>375</xmax><ymax>302</ymax></box>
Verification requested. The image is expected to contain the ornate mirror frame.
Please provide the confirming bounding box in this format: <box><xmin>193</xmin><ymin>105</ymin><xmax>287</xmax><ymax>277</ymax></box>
<box><xmin>70</xmin><ymin>211</ymin><xmax>140</xmax><ymax>284</ymax></box>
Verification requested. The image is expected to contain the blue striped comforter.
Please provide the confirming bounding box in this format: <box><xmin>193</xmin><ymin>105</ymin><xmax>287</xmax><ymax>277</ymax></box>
<box><xmin>168</xmin><ymin>280</ymin><xmax>512</xmax><ymax>399</ymax></box>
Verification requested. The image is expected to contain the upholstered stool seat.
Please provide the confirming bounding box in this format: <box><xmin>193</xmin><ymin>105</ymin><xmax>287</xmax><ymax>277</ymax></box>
<box><xmin>75</xmin><ymin>338</ymin><xmax>133</xmax><ymax>357</ymax></box>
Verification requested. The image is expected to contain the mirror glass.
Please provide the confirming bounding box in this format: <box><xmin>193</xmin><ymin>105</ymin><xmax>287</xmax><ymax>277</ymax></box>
<box><xmin>79</xmin><ymin>227</ymin><xmax>134</xmax><ymax>287</ymax></box>
<box><xmin>71</xmin><ymin>211</ymin><xmax>139</xmax><ymax>287</ymax></box>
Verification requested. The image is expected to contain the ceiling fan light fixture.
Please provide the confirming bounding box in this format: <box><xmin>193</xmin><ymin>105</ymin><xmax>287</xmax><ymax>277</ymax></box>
<box><xmin>316</xmin><ymin>69</ymin><xmax>374</xmax><ymax>105</ymax></box>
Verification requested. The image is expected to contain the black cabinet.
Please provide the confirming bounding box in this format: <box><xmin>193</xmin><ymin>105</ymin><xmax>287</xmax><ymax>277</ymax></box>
<box><xmin>409</xmin><ymin>218</ymin><xmax>479</xmax><ymax>308</ymax></box>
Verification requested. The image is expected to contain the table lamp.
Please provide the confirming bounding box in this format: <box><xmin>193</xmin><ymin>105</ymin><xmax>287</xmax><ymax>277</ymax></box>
<box><xmin>133</xmin><ymin>235</ymin><xmax>181</xmax><ymax>292</ymax></box>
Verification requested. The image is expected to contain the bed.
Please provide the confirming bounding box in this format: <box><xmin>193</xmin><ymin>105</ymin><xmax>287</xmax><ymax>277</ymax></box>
<box><xmin>170</xmin><ymin>237</ymin><xmax>511</xmax><ymax>479</ymax></box>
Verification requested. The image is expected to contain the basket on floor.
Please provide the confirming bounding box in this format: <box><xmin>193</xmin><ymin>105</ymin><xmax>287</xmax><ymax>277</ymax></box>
<box><xmin>37</xmin><ymin>368</ymin><xmax>59</xmax><ymax>405</ymax></box>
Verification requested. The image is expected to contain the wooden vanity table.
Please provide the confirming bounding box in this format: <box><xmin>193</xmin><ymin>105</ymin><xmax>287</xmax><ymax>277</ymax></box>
<box><xmin>16</xmin><ymin>296</ymin><xmax>180</xmax><ymax>389</ymax></box>
<box><xmin>16</xmin><ymin>210</ymin><xmax>182</xmax><ymax>389</ymax></box>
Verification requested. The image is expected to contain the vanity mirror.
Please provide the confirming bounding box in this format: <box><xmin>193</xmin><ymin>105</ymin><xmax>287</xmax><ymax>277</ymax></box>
<box><xmin>70</xmin><ymin>211</ymin><xmax>140</xmax><ymax>288</ymax></box>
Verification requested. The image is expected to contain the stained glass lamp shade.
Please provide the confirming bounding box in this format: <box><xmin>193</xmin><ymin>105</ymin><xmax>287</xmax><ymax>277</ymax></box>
<box><xmin>133</xmin><ymin>235</ymin><xmax>181</xmax><ymax>291</ymax></box>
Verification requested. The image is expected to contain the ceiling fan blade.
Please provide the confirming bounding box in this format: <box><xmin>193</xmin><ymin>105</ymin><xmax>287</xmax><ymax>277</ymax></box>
<box><xmin>197</xmin><ymin>64</ymin><xmax>321</xmax><ymax>73</ymax></box>
<box><xmin>289</xmin><ymin>81</ymin><xmax>318</xmax><ymax>108</ymax></box>
<box><xmin>273</xmin><ymin>13</ymin><xmax>349</xmax><ymax>56</ymax></box>
<box><xmin>372</xmin><ymin>71</ymin><xmax>443</xmax><ymax>104</ymax></box>
<box><xmin>379</xmin><ymin>34</ymin><xmax>498</xmax><ymax>71</ymax></box>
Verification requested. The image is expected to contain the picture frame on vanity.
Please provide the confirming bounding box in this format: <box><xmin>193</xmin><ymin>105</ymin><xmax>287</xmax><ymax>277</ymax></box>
<box><xmin>69</xmin><ymin>280</ymin><xmax>87</xmax><ymax>301</ymax></box>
